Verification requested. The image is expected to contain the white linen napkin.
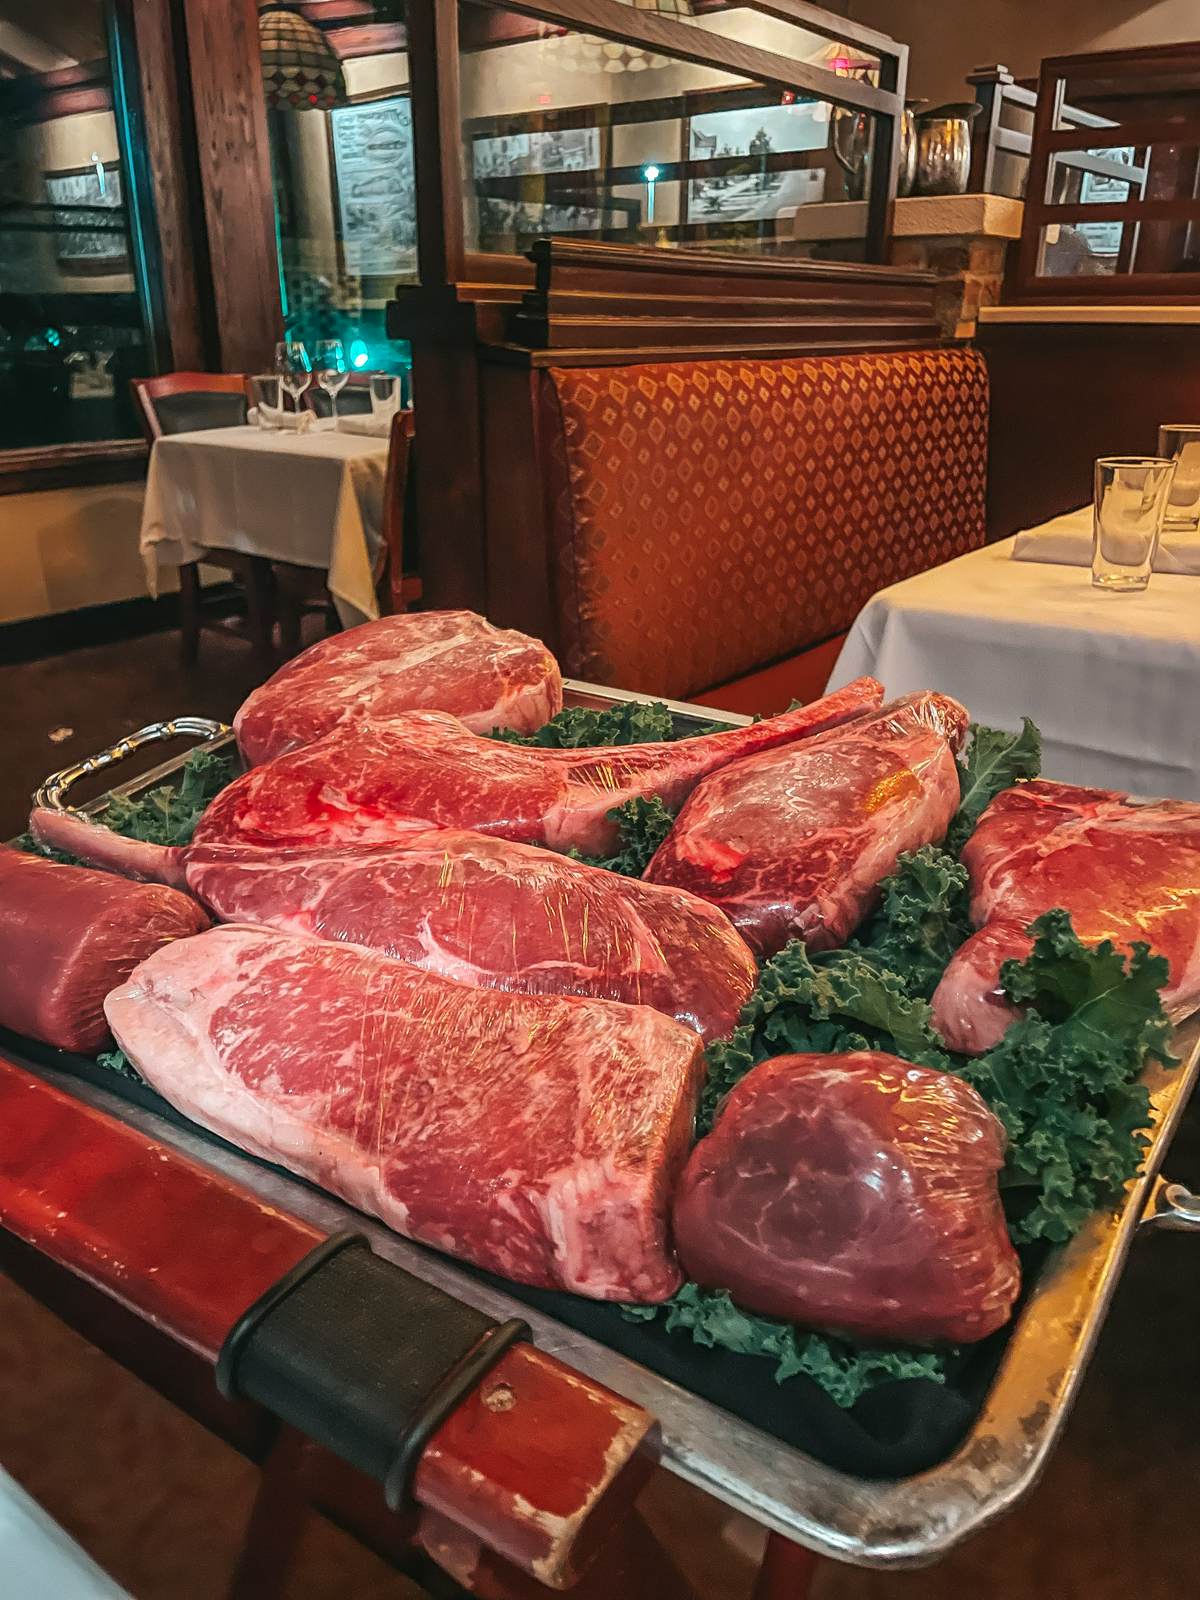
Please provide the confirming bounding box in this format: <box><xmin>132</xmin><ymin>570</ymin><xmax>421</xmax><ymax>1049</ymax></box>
<box><xmin>336</xmin><ymin>413</ymin><xmax>391</xmax><ymax>438</ymax></box>
<box><xmin>248</xmin><ymin>405</ymin><xmax>313</xmax><ymax>432</ymax></box>
<box><xmin>1012</xmin><ymin>503</ymin><xmax>1200</xmax><ymax>575</ymax></box>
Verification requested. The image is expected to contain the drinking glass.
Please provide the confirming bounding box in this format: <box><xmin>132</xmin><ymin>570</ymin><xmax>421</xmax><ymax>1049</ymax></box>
<box><xmin>369</xmin><ymin>373</ymin><xmax>400</xmax><ymax>422</ymax></box>
<box><xmin>249</xmin><ymin>373</ymin><xmax>282</xmax><ymax>426</ymax></box>
<box><xmin>315</xmin><ymin>339</ymin><xmax>349</xmax><ymax>424</ymax></box>
<box><xmin>275</xmin><ymin>340</ymin><xmax>310</xmax><ymax>411</ymax></box>
<box><xmin>1092</xmin><ymin>456</ymin><xmax>1176</xmax><ymax>591</ymax></box>
<box><xmin>1156</xmin><ymin>423</ymin><xmax>1200</xmax><ymax>535</ymax></box>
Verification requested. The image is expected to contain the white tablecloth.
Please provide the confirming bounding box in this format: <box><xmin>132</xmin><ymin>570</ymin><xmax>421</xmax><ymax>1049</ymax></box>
<box><xmin>828</xmin><ymin>537</ymin><xmax>1200</xmax><ymax>799</ymax></box>
<box><xmin>140</xmin><ymin>425</ymin><xmax>389</xmax><ymax>628</ymax></box>
<box><xmin>0</xmin><ymin>1468</ymin><xmax>130</xmax><ymax>1598</ymax></box>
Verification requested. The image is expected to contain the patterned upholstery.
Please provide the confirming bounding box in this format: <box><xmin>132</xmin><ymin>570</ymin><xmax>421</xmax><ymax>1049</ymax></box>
<box><xmin>540</xmin><ymin>348</ymin><xmax>989</xmax><ymax>700</ymax></box>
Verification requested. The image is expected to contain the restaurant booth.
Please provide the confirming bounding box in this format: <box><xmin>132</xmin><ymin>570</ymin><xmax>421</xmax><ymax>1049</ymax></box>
<box><xmin>4</xmin><ymin>6</ymin><xmax>1200</xmax><ymax>1600</ymax></box>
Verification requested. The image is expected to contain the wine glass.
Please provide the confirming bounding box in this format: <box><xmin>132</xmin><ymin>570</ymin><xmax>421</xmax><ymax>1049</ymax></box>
<box><xmin>275</xmin><ymin>340</ymin><xmax>310</xmax><ymax>411</ymax></box>
<box><xmin>315</xmin><ymin>339</ymin><xmax>349</xmax><ymax>425</ymax></box>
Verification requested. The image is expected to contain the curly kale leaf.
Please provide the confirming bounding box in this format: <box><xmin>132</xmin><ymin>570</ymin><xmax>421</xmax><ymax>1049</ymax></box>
<box><xmin>959</xmin><ymin>910</ymin><xmax>1175</xmax><ymax>1243</ymax></box>
<box><xmin>491</xmin><ymin>700</ymin><xmax>679</xmax><ymax>748</ymax></box>
<box><xmin>623</xmin><ymin>1285</ymin><xmax>946</xmax><ymax>1405</ymax></box>
<box><xmin>582</xmin><ymin>796</ymin><xmax>676</xmax><ymax>878</ymax></box>
<box><xmin>851</xmin><ymin>846</ymin><xmax>971</xmax><ymax>999</ymax></box>
<box><xmin>945</xmin><ymin>718</ymin><xmax>1042</xmax><ymax>857</ymax></box>
<box><xmin>97</xmin><ymin>746</ymin><xmax>238</xmax><ymax>847</ymax></box>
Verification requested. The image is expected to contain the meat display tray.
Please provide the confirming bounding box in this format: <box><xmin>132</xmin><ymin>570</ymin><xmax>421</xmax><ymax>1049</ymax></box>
<box><xmin>11</xmin><ymin>679</ymin><xmax>1200</xmax><ymax>1569</ymax></box>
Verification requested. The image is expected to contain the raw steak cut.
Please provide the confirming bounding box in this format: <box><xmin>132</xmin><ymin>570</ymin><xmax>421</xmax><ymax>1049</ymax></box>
<box><xmin>234</xmin><ymin>611</ymin><xmax>563</xmax><ymax>764</ymax></box>
<box><xmin>673</xmin><ymin>1051</ymin><xmax>1019</xmax><ymax>1345</ymax></box>
<box><xmin>0</xmin><ymin>845</ymin><xmax>208</xmax><ymax>1053</ymax></box>
<box><xmin>932</xmin><ymin>780</ymin><xmax>1200</xmax><ymax>1054</ymax></box>
<box><xmin>105</xmin><ymin>926</ymin><xmax>705</xmax><ymax>1301</ymax></box>
<box><xmin>194</xmin><ymin>678</ymin><xmax>883</xmax><ymax>858</ymax></box>
<box><xmin>644</xmin><ymin>693</ymin><xmax>969</xmax><ymax>959</ymax></box>
<box><xmin>31</xmin><ymin>810</ymin><xmax>758</xmax><ymax>1044</ymax></box>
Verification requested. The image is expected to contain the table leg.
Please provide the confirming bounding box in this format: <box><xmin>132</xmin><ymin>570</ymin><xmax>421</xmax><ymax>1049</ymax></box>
<box><xmin>226</xmin><ymin>1426</ymin><xmax>311</xmax><ymax>1600</ymax></box>
<box><xmin>752</xmin><ymin>1532</ymin><xmax>822</xmax><ymax>1600</ymax></box>
<box><xmin>243</xmin><ymin>556</ymin><xmax>276</xmax><ymax>665</ymax></box>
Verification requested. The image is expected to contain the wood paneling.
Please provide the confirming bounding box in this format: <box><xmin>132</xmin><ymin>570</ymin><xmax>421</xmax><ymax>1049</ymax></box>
<box><xmin>980</xmin><ymin>319</ymin><xmax>1200</xmax><ymax>540</ymax></box>
<box><xmin>183</xmin><ymin>0</ymin><xmax>283</xmax><ymax>374</ymax></box>
<box><xmin>0</xmin><ymin>441</ymin><xmax>147</xmax><ymax>497</ymax></box>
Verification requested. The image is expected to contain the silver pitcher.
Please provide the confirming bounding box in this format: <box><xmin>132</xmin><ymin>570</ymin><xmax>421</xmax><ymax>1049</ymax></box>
<box><xmin>915</xmin><ymin>102</ymin><xmax>981</xmax><ymax>196</ymax></box>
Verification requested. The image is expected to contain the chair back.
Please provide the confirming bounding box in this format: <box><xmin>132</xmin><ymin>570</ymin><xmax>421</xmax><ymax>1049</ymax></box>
<box><xmin>131</xmin><ymin>372</ymin><xmax>248</xmax><ymax>443</ymax></box>
<box><xmin>377</xmin><ymin>409</ymin><xmax>419</xmax><ymax>614</ymax></box>
<box><xmin>304</xmin><ymin>373</ymin><xmax>374</xmax><ymax>418</ymax></box>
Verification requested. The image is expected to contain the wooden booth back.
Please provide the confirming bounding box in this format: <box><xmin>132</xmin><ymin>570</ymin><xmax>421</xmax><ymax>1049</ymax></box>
<box><xmin>528</xmin><ymin>346</ymin><xmax>989</xmax><ymax>703</ymax></box>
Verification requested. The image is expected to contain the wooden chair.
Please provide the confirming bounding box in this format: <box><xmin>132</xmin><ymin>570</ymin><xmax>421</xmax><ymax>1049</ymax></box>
<box><xmin>273</xmin><ymin>408</ymin><xmax>420</xmax><ymax>657</ymax></box>
<box><xmin>131</xmin><ymin>371</ymin><xmax>275</xmax><ymax>667</ymax></box>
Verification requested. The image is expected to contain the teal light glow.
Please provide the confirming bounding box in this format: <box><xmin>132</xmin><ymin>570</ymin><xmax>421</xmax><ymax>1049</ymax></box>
<box><xmin>350</xmin><ymin>339</ymin><xmax>370</xmax><ymax>369</ymax></box>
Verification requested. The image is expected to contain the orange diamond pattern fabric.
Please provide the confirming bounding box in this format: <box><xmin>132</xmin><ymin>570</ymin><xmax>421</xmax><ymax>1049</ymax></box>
<box><xmin>540</xmin><ymin>348</ymin><xmax>988</xmax><ymax>700</ymax></box>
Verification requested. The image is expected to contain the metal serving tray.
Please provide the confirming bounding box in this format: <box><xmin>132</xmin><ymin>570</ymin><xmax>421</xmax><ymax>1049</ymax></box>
<box><xmin>23</xmin><ymin>680</ymin><xmax>1200</xmax><ymax>1568</ymax></box>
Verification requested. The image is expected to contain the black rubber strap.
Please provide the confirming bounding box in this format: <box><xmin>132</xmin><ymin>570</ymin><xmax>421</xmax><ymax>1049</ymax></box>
<box><xmin>215</xmin><ymin>1233</ymin><xmax>529</xmax><ymax>1509</ymax></box>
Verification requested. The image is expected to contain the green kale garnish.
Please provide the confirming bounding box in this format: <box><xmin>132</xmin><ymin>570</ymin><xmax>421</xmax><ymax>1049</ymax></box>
<box><xmin>492</xmin><ymin>700</ymin><xmax>679</xmax><ymax>748</ymax></box>
<box><xmin>98</xmin><ymin>746</ymin><xmax>237</xmax><ymax>847</ymax></box>
<box><xmin>945</xmin><ymin>718</ymin><xmax>1042</xmax><ymax>857</ymax></box>
<box><xmin>582</xmin><ymin>796</ymin><xmax>676</xmax><ymax>878</ymax></box>
<box><xmin>851</xmin><ymin>845</ymin><xmax>971</xmax><ymax>998</ymax></box>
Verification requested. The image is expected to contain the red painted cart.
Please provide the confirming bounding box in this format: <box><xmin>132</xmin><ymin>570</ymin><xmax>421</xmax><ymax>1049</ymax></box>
<box><xmin>4</xmin><ymin>684</ymin><xmax>1199</xmax><ymax>1599</ymax></box>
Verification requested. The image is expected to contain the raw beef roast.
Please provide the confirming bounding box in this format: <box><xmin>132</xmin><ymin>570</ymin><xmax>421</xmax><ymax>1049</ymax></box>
<box><xmin>234</xmin><ymin>611</ymin><xmax>563</xmax><ymax>764</ymax></box>
<box><xmin>673</xmin><ymin>1051</ymin><xmax>1019</xmax><ymax>1345</ymax></box>
<box><xmin>194</xmin><ymin>678</ymin><xmax>883</xmax><ymax>858</ymax></box>
<box><xmin>0</xmin><ymin>845</ymin><xmax>208</xmax><ymax>1053</ymax></box>
<box><xmin>31</xmin><ymin>811</ymin><xmax>758</xmax><ymax>1044</ymax></box>
<box><xmin>932</xmin><ymin>780</ymin><xmax>1200</xmax><ymax>1054</ymax></box>
<box><xmin>105</xmin><ymin>926</ymin><xmax>704</xmax><ymax>1301</ymax></box>
<box><xmin>644</xmin><ymin>693</ymin><xmax>969</xmax><ymax>959</ymax></box>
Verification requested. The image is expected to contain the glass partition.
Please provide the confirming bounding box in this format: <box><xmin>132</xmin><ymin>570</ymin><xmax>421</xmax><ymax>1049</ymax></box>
<box><xmin>0</xmin><ymin>12</ymin><xmax>153</xmax><ymax>450</ymax></box>
<box><xmin>260</xmin><ymin>0</ymin><xmax>415</xmax><ymax>379</ymax></box>
<box><xmin>458</xmin><ymin>3</ymin><xmax>882</xmax><ymax>260</ymax></box>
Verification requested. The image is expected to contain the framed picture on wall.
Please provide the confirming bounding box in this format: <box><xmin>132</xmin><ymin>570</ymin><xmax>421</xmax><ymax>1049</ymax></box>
<box><xmin>44</xmin><ymin>162</ymin><xmax>129</xmax><ymax>271</ymax></box>
<box><xmin>685</xmin><ymin>100</ymin><xmax>828</xmax><ymax>227</ymax></box>
<box><xmin>472</xmin><ymin>125</ymin><xmax>601</xmax><ymax>180</ymax></box>
<box><xmin>330</xmin><ymin>96</ymin><xmax>417</xmax><ymax>276</ymax></box>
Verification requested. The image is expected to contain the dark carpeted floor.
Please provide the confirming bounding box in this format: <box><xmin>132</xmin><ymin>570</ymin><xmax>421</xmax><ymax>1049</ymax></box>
<box><xmin>2</xmin><ymin>623</ymin><xmax>1199</xmax><ymax>1600</ymax></box>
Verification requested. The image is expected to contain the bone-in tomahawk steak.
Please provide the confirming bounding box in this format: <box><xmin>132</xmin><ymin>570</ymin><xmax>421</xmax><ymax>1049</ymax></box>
<box><xmin>644</xmin><ymin>693</ymin><xmax>969</xmax><ymax>959</ymax></box>
<box><xmin>32</xmin><ymin>810</ymin><xmax>757</xmax><ymax>1045</ymax></box>
<box><xmin>673</xmin><ymin>1051</ymin><xmax>1020</xmax><ymax>1345</ymax></box>
<box><xmin>932</xmin><ymin>780</ymin><xmax>1200</xmax><ymax>1054</ymax></box>
<box><xmin>105</xmin><ymin>926</ymin><xmax>704</xmax><ymax>1301</ymax></box>
<box><xmin>234</xmin><ymin>611</ymin><xmax>564</xmax><ymax>765</ymax></box>
<box><xmin>195</xmin><ymin>678</ymin><xmax>883</xmax><ymax>858</ymax></box>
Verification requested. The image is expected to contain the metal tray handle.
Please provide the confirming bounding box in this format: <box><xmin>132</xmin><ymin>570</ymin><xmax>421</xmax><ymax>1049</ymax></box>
<box><xmin>1140</xmin><ymin>1175</ymin><xmax>1200</xmax><ymax>1233</ymax></box>
<box><xmin>34</xmin><ymin>717</ymin><xmax>231</xmax><ymax>812</ymax></box>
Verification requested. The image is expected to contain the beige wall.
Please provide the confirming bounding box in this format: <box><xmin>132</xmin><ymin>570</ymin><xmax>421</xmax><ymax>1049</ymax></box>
<box><xmin>0</xmin><ymin>484</ymin><xmax>158</xmax><ymax>625</ymax></box>
<box><xmin>12</xmin><ymin>107</ymin><xmax>134</xmax><ymax>297</ymax></box>
<box><xmin>830</xmin><ymin>0</ymin><xmax>1200</xmax><ymax>105</ymax></box>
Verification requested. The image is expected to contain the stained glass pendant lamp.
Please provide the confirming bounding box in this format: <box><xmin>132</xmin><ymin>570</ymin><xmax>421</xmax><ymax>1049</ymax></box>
<box><xmin>259</xmin><ymin>3</ymin><xmax>346</xmax><ymax>110</ymax></box>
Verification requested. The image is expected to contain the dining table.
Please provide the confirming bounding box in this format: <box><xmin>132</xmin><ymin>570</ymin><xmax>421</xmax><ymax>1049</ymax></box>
<box><xmin>139</xmin><ymin>421</ymin><xmax>391</xmax><ymax>629</ymax></box>
<box><xmin>827</xmin><ymin>515</ymin><xmax>1200</xmax><ymax>801</ymax></box>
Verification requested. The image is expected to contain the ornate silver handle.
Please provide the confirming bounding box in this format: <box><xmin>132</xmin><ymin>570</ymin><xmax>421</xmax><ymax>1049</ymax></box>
<box><xmin>34</xmin><ymin>717</ymin><xmax>231</xmax><ymax>811</ymax></box>
<box><xmin>1139</xmin><ymin>1174</ymin><xmax>1200</xmax><ymax>1234</ymax></box>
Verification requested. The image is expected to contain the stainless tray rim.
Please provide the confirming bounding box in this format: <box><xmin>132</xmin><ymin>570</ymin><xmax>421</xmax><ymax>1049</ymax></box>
<box><xmin>16</xmin><ymin>678</ymin><xmax>1200</xmax><ymax>1567</ymax></box>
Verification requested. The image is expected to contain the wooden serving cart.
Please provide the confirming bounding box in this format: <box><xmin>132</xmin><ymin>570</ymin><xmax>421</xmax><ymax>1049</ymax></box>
<box><xmin>4</xmin><ymin>682</ymin><xmax>1200</xmax><ymax>1599</ymax></box>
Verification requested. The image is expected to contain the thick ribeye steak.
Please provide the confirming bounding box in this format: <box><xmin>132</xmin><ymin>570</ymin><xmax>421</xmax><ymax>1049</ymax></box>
<box><xmin>195</xmin><ymin>678</ymin><xmax>882</xmax><ymax>857</ymax></box>
<box><xmin>644</xmin><ymin>693</ymin><xmax>968</xmax><ymax>958</ymax></box>
<box><xmin>0</xmin><ymin>845</ymin><xmax>208</xmax><ymax>1053</ymax></box>
<box><xmin>105</xmin><ymin>926</ymin><xmax>704</xmax><ymax>1301</ymax></box>
<box><xmin>932</xmin><ymin>780</ymin><xmax>1200</xmax><ymax>1054</ymax></box>
<box><xmin>32</xmin><ymin>811</ymin><xmax>757</xmax><ymax>1044</ymax></box>
<box><xmin>234</xmin><ymin>610</ymin><xmax>563</xmax><ymax>764</ymax></box>
<box><xmin>673</xmin><ymin>1051</ymin><xmax>1019</xmax><ymax>1345</ymax></box>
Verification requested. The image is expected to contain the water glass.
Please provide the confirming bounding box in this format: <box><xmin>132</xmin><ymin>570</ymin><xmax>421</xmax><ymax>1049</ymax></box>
<box><xmin>249</xmin><ymin>373</ymin><xmax>282</xmax><ymax>426</ymax></box>
<box><xmin>275</xmin><ymin>340</ymin><xmax>310</xmax><ymax>410</ymax></box>
<box><xmin>315</xmin><ymin>339</ymin><xmax>349</xmax><ymax>423</ymax></box>
<box><xmin>1092</xmin><ymin>456</ymin><xmax>1176</xmax><ymax>591</ymax></box>
<box><xmin>1156</xmin><ymin>423</ymin><xmax>1200</xmax><ymax>534</ymax></box>
<box><xmin>369</xmin><ymin>373</ymin><xmax>400</xmax><ymax>422</ymax></box>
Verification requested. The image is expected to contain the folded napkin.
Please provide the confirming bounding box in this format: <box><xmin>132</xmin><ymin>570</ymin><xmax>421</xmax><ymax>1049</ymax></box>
<box><xmin>1012</xmin><ymin>504</ymin><xmax>1200</xmax><ymax>575</ymax></box>
<box><xmin>336</xmin><ymin>413</ymin><xmax>391</xmax><ymax>438</ymax></box>
<box><xmin>248</xmin><ymin>405</ymin><xmax>313</xmax><ymax>433</ymax></box>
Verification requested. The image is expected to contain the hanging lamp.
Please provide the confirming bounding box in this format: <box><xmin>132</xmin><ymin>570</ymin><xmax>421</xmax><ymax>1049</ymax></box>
<box><xmin>259</xmin><ymin>3</ymin><xmax>346</xmax><ymax>110</ymax></box>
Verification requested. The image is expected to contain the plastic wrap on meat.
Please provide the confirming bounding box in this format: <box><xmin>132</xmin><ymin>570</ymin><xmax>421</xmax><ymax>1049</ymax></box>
<box><xmin>0</xmin><ymin>845</ymin><xmax>209</xmax><ymax>1053</ymax></box>
<box><xmin>644</xmin><ymin>693</ymin><xmax>969</xmax><ymax>959</ymax></box>
<box><xmin>31</xmin><ymin>811</ymin><xmax>758</xmax><ymax>1045</ymax></box>
<box><xmin>105</xmin><ymin>926</ymin><xmax>704</xmax><ymax>1301</ymax></box>
<box><xmin>932</xmin><ymin>780</ymin><xmax>1200</xmax><ymax>1054</ymax></box>
<box><xmin>234</xmin><ymin>610</ymin><xmax>563</xmax><ymax>764</ymax></box>
<box><xmin>193</xmin><ymin>678</ymin><xmax>884</xmax><ymax>858</ymax></box>
<box><xmin>673</xmin><ymin>1051</ymin><xmax>1020</xmax><ymax>1345</ymax></box>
